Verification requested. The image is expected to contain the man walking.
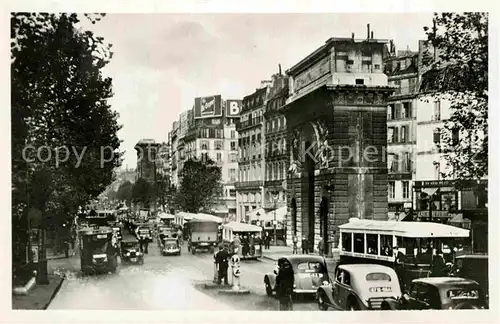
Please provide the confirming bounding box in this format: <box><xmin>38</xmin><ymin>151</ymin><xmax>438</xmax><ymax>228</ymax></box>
<box><xmin>317</xmin><ymin>237</ymin><xmax>324</xmax><ymax>257</ymax></box>
<box><xmin>301</xmin><ymin>235</ymin><xmax>309</xmax><ymax>254</ymax></box>
<box><xmin>292</xmin><ymin>234</ymin><xmax>298</xmax><ymax>254</ymax></box>
<box><xmin>215</xmin><ymin>245</ymin><xmax>230</xmax><ymax>285</ymax></box>
<box><xmin>264</xmin><ymin>232</ymin><xmax>271</xmax><ymax>250</ymax></box>
<box><xmin>276</xmin><ymin>258</ymin><xmax>295</xmax><ymax>311</ymax></box>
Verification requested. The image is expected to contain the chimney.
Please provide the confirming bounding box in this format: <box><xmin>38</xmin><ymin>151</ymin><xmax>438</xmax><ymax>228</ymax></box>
<box><xmin>367</xmin><ymin>23</ymin><xmax>370</xmax><ymax>39</ymax></box>
<box><xmin>371</xmin><ymin>31</ymin><xmax>374</xmax><ymax>39</ymax></box>
<box><xmin>351</xmin><ymin>32</ymin><xmax>355</xmax><ymax>39</ymax></box>
<box><xmin>279</xmin><ymin>64</ymin><xmax>282</xmax><ymax>75</ymax></box>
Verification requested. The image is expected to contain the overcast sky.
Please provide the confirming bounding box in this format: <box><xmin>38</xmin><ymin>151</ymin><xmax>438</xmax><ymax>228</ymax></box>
<box><xmin>81</xmin><ymin>13</ymin><xmax>434</xmax><ymax>169</ymax></box>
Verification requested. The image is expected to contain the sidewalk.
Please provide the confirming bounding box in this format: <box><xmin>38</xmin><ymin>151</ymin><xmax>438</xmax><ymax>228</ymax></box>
<box><xmin>12</xmin><ymin>275</ymin><xmax>64</xmax><ymax>310</ymax></box>
<box><xmin>261</xmin><ymin>245</ymin><xmax>340</xmax><ymax>262</ymax></box>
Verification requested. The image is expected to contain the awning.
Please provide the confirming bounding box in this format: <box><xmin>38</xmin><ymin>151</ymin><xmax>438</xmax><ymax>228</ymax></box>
<box><xmin>158</xmin><ymin>213</ymin><xmax>175</xmax><ymax>219</ymax></box>
<box><xmin>261</xmin><ymin>206</ymin><xmax>287</xmax><ymax>221</ymax></box>
<box><xmin>422</xmin><ymin>188</ymin><xmax>439</xmax><ymax>196</ymax></box>
<box><xmin>223</xmin><ymin>221</ymin><xmax>262</xmax><ymax>233</ymax></box>
<box><xmin>194</xmin><ymin>213</ymin><xmax>223</xmax><ymax>223</ymax></box>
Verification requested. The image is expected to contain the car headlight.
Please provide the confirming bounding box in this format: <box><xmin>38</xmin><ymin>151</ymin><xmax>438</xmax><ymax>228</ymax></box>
<box><xmin>293</xmin><ymin>284</ymin><xmax>296</xmax><ymax>288</ymax></box>
<box><xmin>92</xmin><ymin>259</ymin><xmax>97</xmax><ymax>264</ymax></box>
<box><xmin>126</xmin><ymin>252</ymin><xmax>130</xmax><ymax>256</ymax></box>
<box><xmin>322</xmin><ymin>281</ymin><xmax>329</xmax><ymax>286</ymax></box>
<box><xmin>104</xmin><ymin>257</ymin><xmax>108</xmax><ymax>262</ymax></box>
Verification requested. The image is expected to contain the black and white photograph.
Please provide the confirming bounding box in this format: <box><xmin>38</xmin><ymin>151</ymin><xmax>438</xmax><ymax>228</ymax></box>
<box><xmin>4</xmin><ymin>1</ymin><xmax>497</xmax><ymax>322</ymax></box>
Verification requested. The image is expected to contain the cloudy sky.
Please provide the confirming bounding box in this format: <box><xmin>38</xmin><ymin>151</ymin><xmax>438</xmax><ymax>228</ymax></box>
<box><xmin>81</xmin><ymin>13</ymin><xmax>434</xmax><ymax>168</ymax></box>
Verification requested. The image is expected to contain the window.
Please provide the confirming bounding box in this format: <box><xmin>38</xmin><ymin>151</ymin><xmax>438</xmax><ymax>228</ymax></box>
<box><xmin>200</xmin><ymin>141</ymin><xmax>209</xmax><ymax>150</ymax></box>
<box><xmin>353</xmin><ymin>233</ymin><xmax>364</xmax><ymax>253</ymax></box>
<box><xmin>201</xmin><ymin>152</ymin><xmax>209</xmax><ymax>162</ymax></box>
<box><xmin>230</xmin><ymin>130</ymin><xmax>236</xmax><ymax>139</ymax></box>
<box><xmin>380</xmin><ymin>235</ymin><xmax>393</xmax><ymax>256</ymax></box>
<box><xmin>366</xmin><ymin>234</ymin><xmax>379</xmax><ymax>255</ymax></box>
<box><xmin>230</xmin><ymin>141</ymin><xmax>237</xmax><ymax>151</ymax></box>
<box><xmin>388</xmin><ymin>127</ymin><xmax>394</xmax><ymax>143</ymax></box>
<box><xmin>452</xmin><ymin>128</ymin><xmax>459</xmax><ymax>146</ymax></box>
<box><xmin>215</xmin><ymin>141</ymin><xmax>223</xmax><ymax>150</ymax></box>
<box><xmin>366</xmin><ymin>273</ymin><xmax>391</xmax><ymax>281</ymax></box>
<box><xmin>388</xmin><ymin>181</ymin><xmax>395</xmax><ymax>199</ymax></box>
<box><xmin>341</xmin><ymin>232</ymin><xmax>352</xmax><ymax>252</ymax></box>
<box><xmin>402</xmin><ymin>152</ymin><xmax>411</xmax><ymax>172</ymax></box>
<box><xmin>400</xmin><ymin>126</ymin><xmax>407</xmax><ymax>143</ymax></box>
<box><xmin>355</xmin><ymin>78</ymin><xmax>364</xmax><ymax>85</ymax></box>
<box><xmin>403</xmin><ymin>102</ymin><xmax>412</xmax><ymax>118</ymax></box>
<box><xmin>336</xmin><ymin>270</ymin><xmax>351</xmax><ymax>286</ymax></box>
<box><xmin>433</xmin><ymin>128</ymin><xmax>441</xmax><ymax>144</ymax></box>
<box><xmin>216</xmin><ymin>152</ymin><xmax>222</xmax><ymax>162</ymax></box>
<box><xmin>388</xmin><ymin>104</ymin><xmax>395</xmax><ymax>120</ymax></box>
<box><xmin>229</xmin><ymin>169</ymin><xmax>236</xmax><ymax>182</ymax></box>
<box><xmin>433</xmin><ymin>100</ymin><xmax>441</xmax><ymax>120</ymax></box>
<box><xmin>402</xmin><ymin>181</ymin><xmax>410</xmax><ymax>199</ymax></box>
<box><xmin>297</xmin><ymin>262</ymin><xmax>325</xmax><ymax>273</ymax></box>
<box><xmin>393</xmin><ymin>126</ymin><xmax>399</xmax><ymax>143</ymax></box>
<box><xmin>229</xmin><ymin>153</ymin><xmax>237</xmax><ymax>162</ymax></box>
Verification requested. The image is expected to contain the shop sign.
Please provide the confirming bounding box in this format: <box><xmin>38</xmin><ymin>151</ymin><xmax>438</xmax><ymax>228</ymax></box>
<box><xmin>417</xmin><ymin>210</ymin><xmax>450</xmax><ymax>218</ymax></box>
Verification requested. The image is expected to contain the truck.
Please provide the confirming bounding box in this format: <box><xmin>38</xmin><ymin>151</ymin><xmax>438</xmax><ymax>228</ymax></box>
<box><xmin>187</xmin><ymin>219</ymin><xmax>219</xmax><ymax>254</ymax></box>
<box><xmin>79</xmin><ymin>226</ymin><xmax>118</xmax><ymax>275</ymax></box>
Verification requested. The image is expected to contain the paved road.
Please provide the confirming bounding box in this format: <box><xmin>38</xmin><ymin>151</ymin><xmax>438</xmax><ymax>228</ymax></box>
<box><xmin>47</xmin><ymin>241</ymin><xmax>323</xmax><ymax>311</ymax></box>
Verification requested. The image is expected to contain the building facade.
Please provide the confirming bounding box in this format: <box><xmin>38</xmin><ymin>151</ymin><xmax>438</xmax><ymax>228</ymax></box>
<box><xmin>384</xmin><ymin>48</ymin><xmax>419</xmax><ymax>220</ymax></box>
<box><xmin>134</xmin><ymin>139</ymin><xmax>160</xmax><ymax>183</ymax></box>
<box><xmin>235</xmin><ymin>82</ymin><xmax>269</xmax><ymax>223</ymax></box>
<box><xmin>283</xmin><ymin>30</ymin><xmax>393</xmax><ymax>252</ymax></box>
<box><xmin>263</xmin><ymin>73</ymin><xmax>289</xmax><ymax>231</ymax></box>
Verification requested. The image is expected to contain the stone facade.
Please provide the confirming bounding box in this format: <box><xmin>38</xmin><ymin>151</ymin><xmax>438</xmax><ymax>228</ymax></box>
<box><xmin>282</xmin><ymin>36</ymin><xmax>394</xmax><ymax>253</ymax></box>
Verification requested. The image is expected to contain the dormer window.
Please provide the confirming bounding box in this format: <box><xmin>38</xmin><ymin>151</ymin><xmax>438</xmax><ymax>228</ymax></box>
<box><xmin>400</xmin><ymin>60</ymin><xmax>406</xmax><ymax>70</ymax></box>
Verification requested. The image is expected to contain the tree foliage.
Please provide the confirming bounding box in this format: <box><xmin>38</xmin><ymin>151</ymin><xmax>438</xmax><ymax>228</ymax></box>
<box><xmin>175</xmin><ymin>157</ymin><xmax>223</xmax><ymax>213</ymax></box>
<box><xmin>116</xmin><ymin>180</ymin><xmax>133</xmax><ymax>205</ymax></box>
<box><xmin>132</xmin><ymin>178</ymin><xmax>156</xmax><ymax>208</ymax></box>
<box><xmin>11</xmin><ymin>13</ymin><xmax>122</xmax><ymax>271</ymax></box>
<box><xmin>421</xmin><ymin>13</ymin><xmax>488</xmax><ymax>181</ymax></box>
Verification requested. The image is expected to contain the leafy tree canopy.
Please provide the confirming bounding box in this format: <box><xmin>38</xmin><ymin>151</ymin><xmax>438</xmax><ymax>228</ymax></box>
<box><xmin>116</xmin><ymin>180</ymin><xmax>133</xmax><ymax>205</ymax></box>
<box><xmin>175</xmin><ymin>157</ymin><xmax>223</xmax><ymax>213</ymax></box>
<box><xmin>132</xmin><ymin>178</ymin><xmax>156</xmax><ymax>208</ymax></box>
<box><xmin>421</xmin><ymin>12</ymin><xmax>488</xmax><ymax>182</ymax></box>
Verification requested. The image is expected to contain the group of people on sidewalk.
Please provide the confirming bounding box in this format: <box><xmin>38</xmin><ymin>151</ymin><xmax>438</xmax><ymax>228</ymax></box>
<box><xmin>292</xmin><ymin>235</ymin><xmax>326</xmax><ymax>256</ymax></box>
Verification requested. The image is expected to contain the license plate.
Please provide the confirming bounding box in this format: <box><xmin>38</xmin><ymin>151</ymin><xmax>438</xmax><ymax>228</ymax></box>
<box><xmin>130</xmin><ymin>258</ymin><xmax>136</xmax><ymax>262</ymax></box>
<box><xmin>309</xmin><ymin>273</ymin><xmax>321</xmax><ymax>278</ymax></box>
<box><xmin>369</xmin><ymin>287</ymin><xmax>392</xmax><ymax>293</ymax></box>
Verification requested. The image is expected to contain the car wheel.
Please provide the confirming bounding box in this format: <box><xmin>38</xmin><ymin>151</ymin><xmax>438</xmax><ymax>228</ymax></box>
<box><xmin>348</xmin><ymin>298</ymin><xmax>360</xmax><ymax>311</ymax></box>
<box><xmin>191</xmin><ymin>248</ymin><xmax>196</xmax><ymax>255</ymax></box>
<box><xmin>265</xmin><ymin>279</ymin><xmax>273</xmax><ymax>296</ymax></box>
<box><xmin>318</xmin><ymin>291</ymin><xmax>329</xmax><ymax>310</ymax></box>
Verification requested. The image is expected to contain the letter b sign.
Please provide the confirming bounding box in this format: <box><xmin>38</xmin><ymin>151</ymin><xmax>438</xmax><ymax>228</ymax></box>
<box><xmin>228</xmin><ymin>100</ymin><xmax>241</xmax><ymax>116</ymax></box>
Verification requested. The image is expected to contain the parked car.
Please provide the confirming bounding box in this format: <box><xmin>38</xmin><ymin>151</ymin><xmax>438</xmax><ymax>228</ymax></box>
<box><xmin>381</xmin><ymin>277</ymin><xmax>487</xmax><ymax>310</ymax></box>
<box><xmin>264</xmin><ymin>255</ymin><xmax>329</xmax><ymax>297</ymax></box>
<box><xmin>316</xmin><ymin>264</ymin><xmax>402</xmax><ymax>310</ymax></box>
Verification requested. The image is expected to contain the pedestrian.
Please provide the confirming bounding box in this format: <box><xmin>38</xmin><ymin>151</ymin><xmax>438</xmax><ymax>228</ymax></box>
<box><xmin>317</xmin><ymin>237</ymin><xmax>324</xmax><ymax>256</ymax></box>
<box><xmin>301</xmin><ymin>235</ymin><xmax>309</xmax><ymax>254</ymax></box>
<box><xmin>215</xmin><ymin>245</ymin><xmax>230</xmax><ymax>285</ymax></box>
<box><xmin>393</xmin><ymin>245</ymin><xmax>406</xmax><ymax>291</ymax></box>
<box><xmin>264</xmin><ymin>232</ymin><xmax>271</xmax><ymax>250</ymax></box>
<box><xmin>292</xmin><ymin>234</ymin><xmax>298</xmax><ymax>254</ymax></box>
<box><xmin>233</xmin><ymin>234</ymin><xmax>241</xmax><ymax>254</ymax></box>
<box><xmin>430</xmin><ymin>249</ymin><xmax>447</xmax><ymax>277</ymax></box>
<box><xmin>177</xmin><ymin>228</ymin><xmax>183</xmax><ymax>245</ymax></box>
<box><xmin>275</xmin><ymin>258</ymin><xmax>294</xmax><ymax>311</ymax></box>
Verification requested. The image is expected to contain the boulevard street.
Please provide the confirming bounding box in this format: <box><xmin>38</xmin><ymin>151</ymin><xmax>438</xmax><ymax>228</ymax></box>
<box><xmin>47</xmin><ymin>242</ymin><xmax>319</xmax><ymax>310</ymax></box>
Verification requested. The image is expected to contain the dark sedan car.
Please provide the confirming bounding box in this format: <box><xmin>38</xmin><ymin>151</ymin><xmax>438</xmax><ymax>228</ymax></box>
<box><xmin>381</xmin><ymin>277</ymin><xmax>487</xmax><ymax>310</ymax></box>
<box><xmin>264</xmin><ymin>255</ymin><xmax>329</xmax><ymax>296</ymax></box>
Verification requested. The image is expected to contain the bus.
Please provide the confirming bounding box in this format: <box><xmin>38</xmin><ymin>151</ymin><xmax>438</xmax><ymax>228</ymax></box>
<box><xmin>338</xmin><ymin>217</ymin><xmax>470</xmax><ymax>291</ymax></box>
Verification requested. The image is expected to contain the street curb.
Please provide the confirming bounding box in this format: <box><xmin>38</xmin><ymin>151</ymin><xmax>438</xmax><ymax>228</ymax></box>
<box><xmin>262</xmin><ymin>255</ymin><xmax>278</xmax><ymax>262</ymax></box>
<box><xmin>218</xmin><ymin>289</ymin><xmax>250</xmax><ymax>295</ymax></box>
<box><xmin>42</xmin><ymin>277</ymin><xmax>65</xmax><ymax>310</ymax></box>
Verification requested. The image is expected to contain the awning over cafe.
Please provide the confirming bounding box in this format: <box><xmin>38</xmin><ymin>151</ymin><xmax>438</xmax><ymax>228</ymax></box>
<box><xmin>261</xmin><ymin>206</ymin><xmax>287</xmax><ymax>221</ymax></box>
<box><xmin>422</xmin><ymin>188</ymin><xmax>439</xmax><ymax>196</ymax></box>
<box><xmin>223</xmin><ymin>221</ymin><xmax>262</xmax><ymax>233</ymax></box>
<box><xmin>246</xmin><ymin>207</ymin><xmax>266</xmax><ymax>219</ymax></box>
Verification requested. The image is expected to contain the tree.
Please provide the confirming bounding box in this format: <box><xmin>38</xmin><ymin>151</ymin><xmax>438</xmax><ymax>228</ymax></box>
<box><xmin>421</xmin><ymin>13</ymin><xmax>488</xmax><ymax>182</ymax></box>
<box><xmin>132</xmin><ymin>178</ymin><xmax>156</xmax><ymax>208</ymax></box>
<box><xmin>116</xmin><ymin>180</ymin><xmax>133</xmax><ymax>205</ymax></box>
<box><xmin>11</xmin><ymin>13</ymin><xmax>122</xmax><ymax>283</ymax></box>
<box><xmin>175</xmin><ymin>157</ymin><xmax>223</xmax><ymax>213</ymax></box>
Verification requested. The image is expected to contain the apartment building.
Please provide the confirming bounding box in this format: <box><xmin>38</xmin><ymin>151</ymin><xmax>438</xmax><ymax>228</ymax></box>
<box><xmin>235</xmin><ymin>81</ymin><xmax>271</xmax><ymax>223</ymax></box>
<box><xmin>168</xmin><ymin>121</ymin><xmax>179</xmax><ymax>187</ymax></box>
<box><xmin>176</xmin><ymin>95</ymin><xmax>241</xmax><ymax>219</ymax></box>
<box><xmin>262</xmin><ymin>72</ymin><xmax>289</xmax><ymax>230</ymax></box>
<box><xmin>384</xmin><ymin>47</ymin><xmax>419</xmax><ymax>220</ymax></box>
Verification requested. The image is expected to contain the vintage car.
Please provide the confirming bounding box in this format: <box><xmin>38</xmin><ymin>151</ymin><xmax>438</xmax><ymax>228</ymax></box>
<box><xmin>160</xmin><ymin>237</ymin><xmax>181</xmax><ymax>256</ymax></box>
<box><xmin>381</xmin><ymin>277</ymin><xmax>488</xmax><ymax>310</ymax></box>
<box><xmin>316</xmin><ymin>264</ymin><xmax>402</xmax><ymax>310</ymax></box>
<box><xmin>120</xmin><ymin>236</ymin><xmax>144</xmax><ymax>265</ymax></box>
<box><xmin>264</xmin><ymin>255</ymin><xmax>329</xmax><ymax>297</ymax></box>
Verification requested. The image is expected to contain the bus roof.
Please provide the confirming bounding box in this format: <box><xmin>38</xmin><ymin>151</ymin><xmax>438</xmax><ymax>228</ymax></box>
<box><xmin>223</xmin><ymin>221</ymin><xmax>262</xmax><ymax>232</ymax></box>
<box><xmin>339</xmin><ymin>218</ymin><xmax>469</xmax><ymax>238</ymax></box>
